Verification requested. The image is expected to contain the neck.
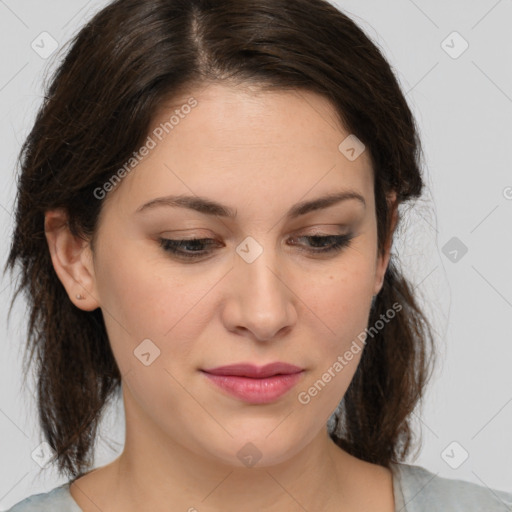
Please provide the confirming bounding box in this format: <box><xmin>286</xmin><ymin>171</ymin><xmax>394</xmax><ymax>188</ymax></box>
<box><xmin>113</xmin><ymin>428</ymin><xmax>347</xmax><ymax>512</ymax></box>
<box><xmin>105</xmin><ymin>391</ymin><xmax>355</xmax><ymax>512</ymax></box>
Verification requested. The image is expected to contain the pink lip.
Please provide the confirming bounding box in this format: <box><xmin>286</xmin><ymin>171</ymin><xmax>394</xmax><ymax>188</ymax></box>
<box><xmin>201</xmin><ymin>363</ymin><xmax>304</xmax><ymax>404</ymax></box>
<box><xmin>202</xmin><ymin>362</ymin><xmax>303</xmax><ymax>378</ymax></box>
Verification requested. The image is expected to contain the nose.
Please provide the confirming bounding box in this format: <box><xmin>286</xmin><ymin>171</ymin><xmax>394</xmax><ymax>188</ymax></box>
<box><xmin>221</xmin><ymin>238</ymin><xmax>298</xmax><ymax>342</ymax></box>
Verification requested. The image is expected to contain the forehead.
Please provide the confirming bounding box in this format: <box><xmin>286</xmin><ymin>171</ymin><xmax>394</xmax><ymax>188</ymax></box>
<box><xmin>102</xmin><ymin>83</ymin><xmax>374</xmax><ymax>216</ymax></box>
<box><xmin>152</xmin><ymin>83</ymin><xmax>358</xmax><ymax>154</ymax></box>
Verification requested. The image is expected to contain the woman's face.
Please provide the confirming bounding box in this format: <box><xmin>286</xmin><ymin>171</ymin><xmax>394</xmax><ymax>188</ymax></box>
<box><xmin>78</xmin><ymin>83</ymin><xmax>394</xmax><ymax>467</ymax></box>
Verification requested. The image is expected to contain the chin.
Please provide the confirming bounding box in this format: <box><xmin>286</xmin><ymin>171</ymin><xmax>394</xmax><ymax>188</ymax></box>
<box><xmin>200</xmin><ymin>427</ymin><xmax>317</xmax><ymax>470</ymax></box>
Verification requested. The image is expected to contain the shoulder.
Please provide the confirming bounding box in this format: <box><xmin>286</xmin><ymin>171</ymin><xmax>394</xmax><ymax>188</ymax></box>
<box><xmin>391</xmin><ymin>462</ymin><xmax>512</xmax><ymax>511</ymax></box>
<box><xmin>4</xmin><ymin>482</ymin><xmax>81</xmax><ymax>512</ymax></box>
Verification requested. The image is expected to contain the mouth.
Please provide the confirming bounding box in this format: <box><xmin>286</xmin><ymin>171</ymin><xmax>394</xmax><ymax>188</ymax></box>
<box><xmin>201</xmin><ymin>362</ymin><xmax>304</xmax><ymax>378</ymax></box>
<box><xmin>200</xmin><ymin>362</ymin><xmax>305</xmax><ymax>404</ymax></box>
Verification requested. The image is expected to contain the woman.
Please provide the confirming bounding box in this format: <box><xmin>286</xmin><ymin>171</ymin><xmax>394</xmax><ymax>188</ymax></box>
<box><xmin>4</xmin><ymin>0</ymin><xmax>512</xmax><ymax>510</ymax></box>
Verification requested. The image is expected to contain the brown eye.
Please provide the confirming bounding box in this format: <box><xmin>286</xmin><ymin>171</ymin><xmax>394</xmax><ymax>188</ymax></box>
<box><xmin>159</xmin><ymin>238</ymin><xmax>221</xmax><ymax>259</ymax></box>
<box><xmin>288</xmin><ymin>234</ymin><xmax>354</xmax><ymax>254</ymax></box>
<box><xmin>158</xmin><ymin>233</ymin><xmax>354</xmax><ymax>262</ymax></box>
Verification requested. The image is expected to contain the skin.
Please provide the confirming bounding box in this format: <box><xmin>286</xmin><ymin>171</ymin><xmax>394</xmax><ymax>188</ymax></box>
<box><xmin>45</xmin><ymin>83</ymin><xmax>398</xmax><ymax>512</ymax></box>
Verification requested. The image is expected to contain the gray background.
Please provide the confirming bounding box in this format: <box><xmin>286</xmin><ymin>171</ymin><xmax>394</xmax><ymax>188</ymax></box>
<box><xmin>1</xmin><ymin>0</ymin><xmax>511</xmax><ymax>508</ymax></box>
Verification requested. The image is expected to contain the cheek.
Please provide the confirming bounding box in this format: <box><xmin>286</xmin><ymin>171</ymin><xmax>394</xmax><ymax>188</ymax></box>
<box><xmin>305</xmin><ymin>254</ymin><xmax>376</xmax><ymax>336</ymax></box>
<box><xmin>299</xmin><ymin>250</ymin><xmax>376</xmax><ymax>391</ymax></box>
<box><xmin>295</xmin><ymin>265</ymin><xmax>373</xmax><ymax>415</ymax></box>
<box><xmin>94</xmin><ymin>240</ymin><xmax>191</xmax><ymax>333</ymax></box>
<box><xmin>93</xmin><ymin>242</ymin><xmax>222</xmax><ymax>371</ymax></box>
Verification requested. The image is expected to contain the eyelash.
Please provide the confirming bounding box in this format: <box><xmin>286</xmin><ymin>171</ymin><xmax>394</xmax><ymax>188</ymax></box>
<box><xmin>158</xmin><ymin>234</ymin><xmax>354</xmax><ymax>260</ymax></box>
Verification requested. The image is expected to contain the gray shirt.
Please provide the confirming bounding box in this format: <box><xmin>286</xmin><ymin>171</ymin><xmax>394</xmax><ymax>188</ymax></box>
<box><xmin>5</xmin><ymin>462</ymin><xmax>512</xmax><ymax>511</ymax></box>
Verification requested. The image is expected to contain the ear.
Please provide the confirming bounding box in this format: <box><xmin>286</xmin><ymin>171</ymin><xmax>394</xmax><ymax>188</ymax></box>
<box><xmin>373</xmin><ymin>191</ymin><xmax>398</xmax><ymax>296</ymax></box>
<box><xmin>44</xmin><ymin>208</ymin><xmax>100</xmax><ymax>311</ymax></box>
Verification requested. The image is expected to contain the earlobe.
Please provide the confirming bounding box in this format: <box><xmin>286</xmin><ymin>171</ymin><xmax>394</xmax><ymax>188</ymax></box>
<box><xmin>44</xmin><ymin>209</ymin><xmax>100</xmax><ymax>311</ymax></box>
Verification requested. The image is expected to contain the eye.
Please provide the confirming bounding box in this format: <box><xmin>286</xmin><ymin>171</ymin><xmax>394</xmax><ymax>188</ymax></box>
<box><xmin>289</xmin><ymin>233</ymin><xmax>354</xmax><ymax>254</ymax></box>
<box><xmin>159</xmin><ymin>237</ymin><xmax>221</xmax><ymax>259</ymax></box>
<box><xmin>158</xmin><ymin>233</ymin><xmax>355</xmax><ymax>261</ymax></box>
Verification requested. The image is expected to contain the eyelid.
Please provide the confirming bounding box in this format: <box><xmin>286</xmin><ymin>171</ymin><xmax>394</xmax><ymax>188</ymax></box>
<box><xmin>298</xmin><ymin>225</ymin><xmax>350</xmax><ymax>235</ymax></box>
<box><xmin>156</xmin><ymin>225</ymin><xmax>354</xmax><ymax>248</ymax></box>
<box><xmin>159</xmin><ymin>223</ymin><xmax>350</xmax><ymax>236</ymax></box>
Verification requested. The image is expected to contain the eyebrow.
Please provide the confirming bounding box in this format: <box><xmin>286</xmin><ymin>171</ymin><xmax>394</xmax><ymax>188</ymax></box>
<box><xmin>135</xmin><ymin>190</ymin><xmax>366</xmax><ymax>219</ymax></box>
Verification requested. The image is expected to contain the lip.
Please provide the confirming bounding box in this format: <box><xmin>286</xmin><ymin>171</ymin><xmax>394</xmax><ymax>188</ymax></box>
<box><xmin>202</xmin><ymin>362</ymin><xmax>304</xmax><ymax>378</ymax></box>
<box><xmin>201</xmin><ymin>363</ymin><xmax>304</xmax><ymax>404</ymax></box>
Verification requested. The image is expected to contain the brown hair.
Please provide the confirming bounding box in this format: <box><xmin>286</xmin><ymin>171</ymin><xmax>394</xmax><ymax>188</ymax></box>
<box><xmin>5</xmin><ymin>0</ymin><xmax>436</xmax><ymax>480</ymax></box>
